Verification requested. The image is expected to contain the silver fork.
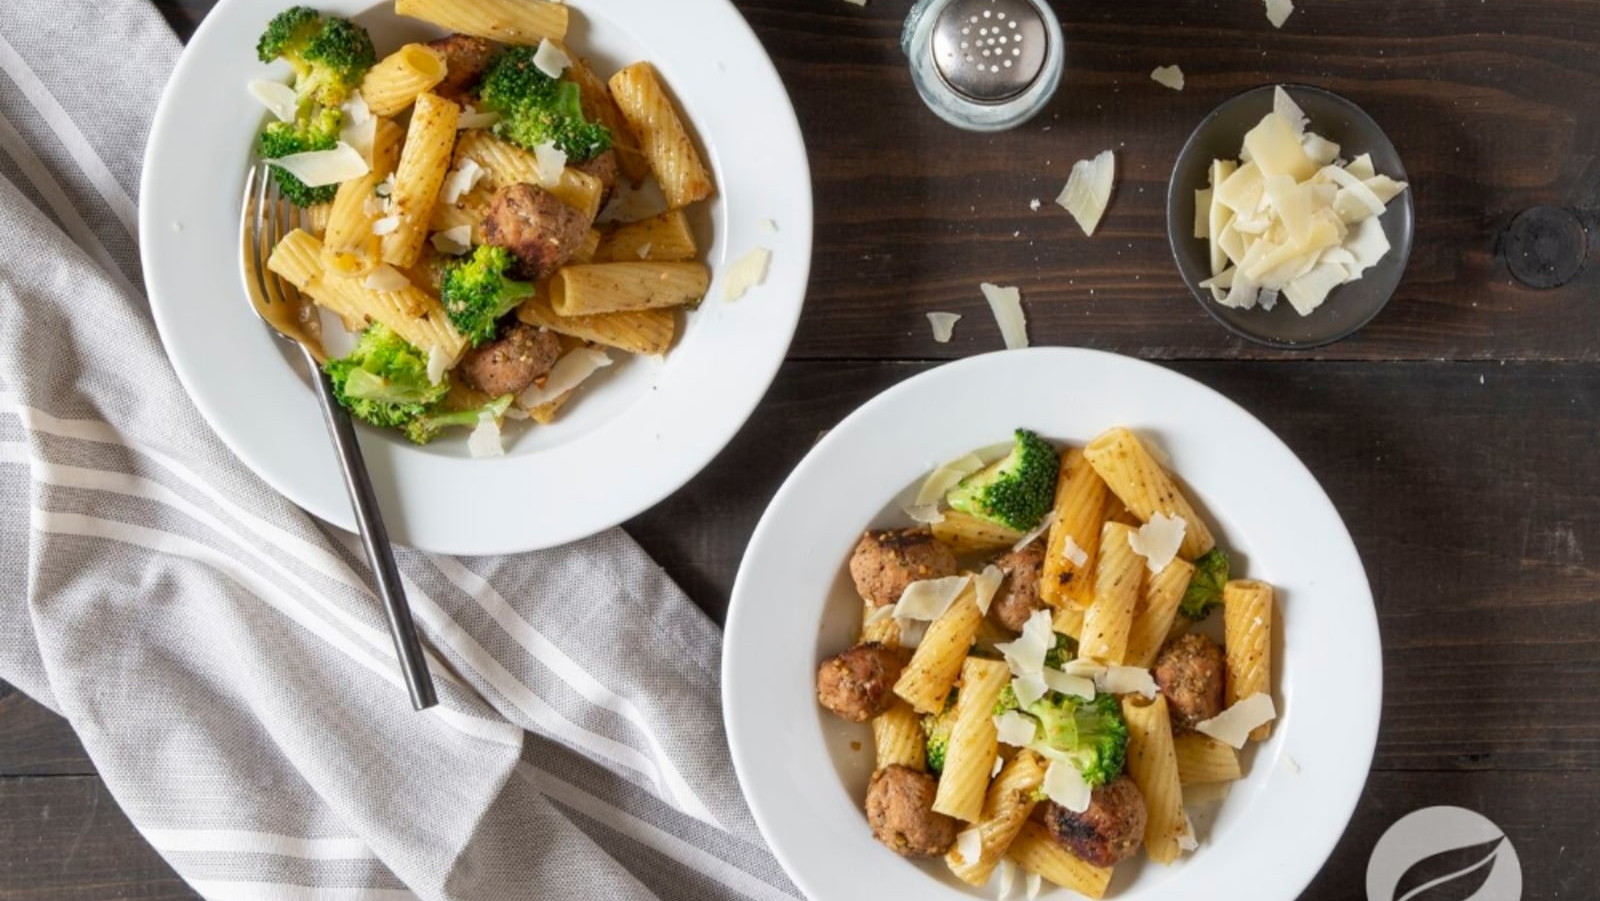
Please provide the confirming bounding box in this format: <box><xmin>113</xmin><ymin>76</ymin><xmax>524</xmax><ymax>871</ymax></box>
<box><xmin>241</xmin><ymin>162</ymin><xmax>438</xmax><ymax>711</ymax></box>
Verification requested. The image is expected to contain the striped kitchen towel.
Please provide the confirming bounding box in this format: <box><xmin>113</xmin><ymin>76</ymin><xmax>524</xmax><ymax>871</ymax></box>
<box><xmin>0</xmin><ymin>3</ymin><xmax>795</xmax><ymax>900</ymax></box>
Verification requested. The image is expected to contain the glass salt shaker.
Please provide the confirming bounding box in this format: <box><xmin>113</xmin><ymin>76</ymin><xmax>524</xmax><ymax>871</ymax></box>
<box><xmin>902</xmin><ymin>0</ymin><xmax>1065</xmax><ymax>132</ymax></box>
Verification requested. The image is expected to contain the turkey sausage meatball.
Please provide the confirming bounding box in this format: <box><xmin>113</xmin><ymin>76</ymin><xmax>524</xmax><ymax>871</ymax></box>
<box><xmin>989</xmin><ymin>541</ymin><xmax>1048</xmax><ymax>631</ymax></box>
<box><xmin>1152</xmin><ymin>633</ymin><xmax>1226</xmax><ymax>731</ymax></box>
<box><xmin>1041</xmin><ymin>775</ymin><xmax>1148</xmax><ymax>867</ymax></box>
<box><xmin>848</xmin><ymin>528</ymin><xmax>960</xmax><ymax>608</ymax></box>
<box><xmin>865</xmin><ymin>765</ymin><xmax>958</xmax><ymax>857</ymax></box>
<box><xmin>815</xmin><ymin>642</ymin><xmax>905</xmax><ymax>724</ymax></box>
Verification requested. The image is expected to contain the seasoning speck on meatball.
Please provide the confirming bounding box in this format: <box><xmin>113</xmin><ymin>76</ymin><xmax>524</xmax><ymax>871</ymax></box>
<box><xmin>816</xmin><ymin>642</ymin><xmax>905</xmax><ymax>724</ymax></box>
<box><xmin>866</xmin><ymin>765</ymin><xmax>959</xmax><ymax>857</ymax></box>
<box><xmin>989</xmin><ymin>541</ymin><xmax>1047</xmax><ymax>632</ymax></box>
<box><xmin>848</xmin><ymin>528</ymin><xmax>960</xmax><ymax>608</ymax></box>
<box><xmin>1042</xmin><ymin>774</ymin><xmax>1147</xmax><ymax>867</ymax></box>
<box><xmin>1153</xmin><ymin>633</ymin><xmax>1226</xmax><ymax>731</ymax></box>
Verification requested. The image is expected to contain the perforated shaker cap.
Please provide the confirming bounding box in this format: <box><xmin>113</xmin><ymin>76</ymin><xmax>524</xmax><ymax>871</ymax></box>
<box><xmin>930</xmin><ymin>0</ymin><xmax>1049</xmax><ymax>103</ymax></box>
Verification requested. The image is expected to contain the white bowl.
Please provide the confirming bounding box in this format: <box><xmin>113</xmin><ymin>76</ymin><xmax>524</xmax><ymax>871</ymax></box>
<box><xmin>724</xmin><ymin>347</ymin><xmax>1380</xmax><ymax>901</ymax></box>
<box><xmin>140</xmin><ymin>0</ymin><xmax>811</xmax><ymax>553</ymax></box>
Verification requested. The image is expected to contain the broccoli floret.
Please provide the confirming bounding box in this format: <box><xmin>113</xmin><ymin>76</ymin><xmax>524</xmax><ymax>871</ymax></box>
<box><xmin>323</xmin><ymin>324</ymin><xmax>449</xmax><ymax>430</ymax></box>
<box><xmin>1044</xmin><ymin>632</ymin><xmax>1078</xmax><ymax>670</ymax></box>
<box><xmin>404</xmin><ymin>394</ymin><xmax>513</xmax><ymax>445</ymax></box>
<box><xmin>439</xmin><ymin>245</ymin><xmax>538</xmax><ymax>346</ymax></box>
<box><xmin>1018</xmin><ymin>692</ymin><xmax>1129</xmax><ymax>787</ymax></box>
<box><xmin>922</xmin><ymin>691</ymin><xmax>958</xmax><ymax>774</ymax></box>
<box><xmin>255</xmin><ymin>8</ymin><xmax>375</xmax><ymax>206</ymax></box>
<box><xmin>478</xmin><ymin>47</ymin><xmax>612</xmax><ymax>162</ymax></box>
<box><xmin>258</xmin><ymin>106</ymin><xmax>343</xmax><ymax>205</ymax></box>
<box><xmin>946</xmin><ymin>429</ymin><xmax>1060</xmax><ymax>532</ymax></box>
<box><xmin>1180</xmin><ymin>548</ymin><xmax>1231</xmax><ymax>620</ymax></box>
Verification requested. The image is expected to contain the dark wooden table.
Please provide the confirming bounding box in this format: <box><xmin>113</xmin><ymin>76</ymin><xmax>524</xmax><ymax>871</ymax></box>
<box><xmin>4</xmin><ymin>0</ymin><xmax>1598</xmax><ymax>897</ymax></box>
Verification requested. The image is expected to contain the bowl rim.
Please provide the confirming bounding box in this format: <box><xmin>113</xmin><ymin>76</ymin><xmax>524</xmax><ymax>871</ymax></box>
<box><xmin>1165</xmin><ymin>82</ymin><xmax>1414</xmax><ymax>350</ymax></box>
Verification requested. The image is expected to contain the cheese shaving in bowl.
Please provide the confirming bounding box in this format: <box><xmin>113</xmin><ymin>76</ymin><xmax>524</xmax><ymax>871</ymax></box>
<box><xmin>1042</xmin><ymin>667</ymin><xmax>1095</xmax><ymax>699</ymax></box>
<box><xmin>926</xmin><ymin>311</ymin><xmax>961</xmax><ymax>343</ymax></box>
<box><xmin>363</xmin><ymin>265</ymin><xmax>410</xmax><ymax>292</ymax></box>
<box><xmin>1195</xmin><ymin>692</ymin><xmax>1277</xmax><ymax>748</ymax></box>
<box><xmin>371</xmin><ymin>214</ymin><xmax>401</xmax><ymax>236</ymax></box>
<box><xmin>1025</xmin><ymin>873</ymin><xmax>1042</xmax><ymax>900</ymax></box>
<box><xmin>973</xmin><ymin>564</ymin><xmax>1005</xmax><ymax>615</ymax></box>
<box><xmin>518</xmin><ymin>347</ymin><xmax>613</xmax><ymax>408</ymax></box>
<box><xmin>440</xmin><ymin>158</ymin><xmax>485</xmax><ymax>205</ymax></box>
<box><xmin>980</xmin><ymin>283</ymin><xmax>1028</xmax><ymax>349</ymax></box>
<box><xmin>1011</xmin><ymin>511</ymin><xmax>1054</xmax><ymax>552</ymax></box>
<box><xmin>1128</xmin><ymin>513</ymin><xmax>1186</xmax><ymax>573</ymax></box>
<box><xmin>724</xmin><ymin>247</ymin><xmax>772</xmax><ymax>301</ymax></box>
<box><xmin>1041</xmin><ymin>760</ymin><xmax>1091</xmax><ymax>813</ymax></box>
<box><xmin>994</xmin><ymin>710</ymin><xmax>1038</xmax><ymax>747</ymax></box>
<box><xmin>1061</xmin><ymin>536</ymin><xmax>1089</xmax><ymax>568</ymax></box>
<box><xmin>901</xmin><ymin>503</ymin><xmax>944</xmax><ymax>525</ymax></box>
<box><xmin>268</xmin><ymin>142</ymin><xmax>369</xmax><ymax>188</ymax></box>
<box><xmin>1057</xmin><ymin>149</ymin><xmax>1116</xmax><ymax>236</ymax></box>
<box><xmin>996</xmin><ymin>609</ymin><xmax>1054</xmax><ymax>675</ymax></box>
<box><xmin>466</xmin><ymin>411</ymin><xmax>505</xmax><ymax>458</ymax></box>
<box><xmin>533</xmin><ymin>141</ymin><xmax>568</xmax><ymax>186</ymax></box>
<box><xmin>1011</xmin><ymin>672</ymin><xmax>1048</xmax><ymax>707</ymax></box>
<box><xmin>431</xmin><ymin>225</ymin><xmax>473</xmax><ymax>256</ymax></box>
<box><xmin>914</xmin><ymin>452</ymin><xmax>985</xmax><ymax>507</ymax></box>
<box><xmin>997</xmin><ymin>859</ymin><xmax>1016</xmax><ymax>900</ymax></box>
<box><xmin>954</xmin><ymin>828</ymin><xmax>982</xmax><ymax>865</ymax></box>
<box><xmin>247</xmin><ymin>80</ymin><xmax>298</xmax><ymax>122</ymax></box>
<box><xmin>1094</xmin><ymin>666</ymin><xmax>1158</xmax><ymax>698</ymax></box>
<box><xmin>457</xmin><ymin>109</ymin><xmax>501</xmax><ymax>130</ymax></box>
<box><xmin>532</xmin><ymin>38</ymin><xmax>570</xmax><ymax>78</ymax></box>
<box><xmin>892</xmin><ymin>575</ymin><xmax>972</xmax><ymax>622</ymax></box>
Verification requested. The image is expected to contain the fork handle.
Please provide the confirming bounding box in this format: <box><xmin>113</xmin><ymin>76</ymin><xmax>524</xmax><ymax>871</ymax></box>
<box><xmin>301</xmin><ymin>344</ymin><xmax>439</xmax><ymax>711</ymax></box>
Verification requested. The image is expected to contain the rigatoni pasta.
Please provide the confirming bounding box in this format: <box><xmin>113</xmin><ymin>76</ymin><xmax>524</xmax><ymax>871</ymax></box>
<box><xmin>946</xmin><ymin>750</ymin><xmax>1045</xmax><ymax>884</ymax></box>
<box><xmin>1173</xmin><ymin>733</ymin><xmax>1241</xmax><ymax>784</ymax></box>
<box><xmin>1008</xmin><ymin>820</ymin><xmax>1114</xmax><ymax>898</ymax></box>
<box><xmin>931</xmin><ymin>657</ymin><xmax>1009</xmax><ymax>822</ymax></box>
<box><xmin>873</xmin><ymin>700</ymin><xmax>927</xmax><ymax>772</ymax></box>
<box><xmin>1124</xmin><ymin>557</ymin><xmax>1196</xmax><ymax>669</ymax></box>
<box><xmin>609</xmin><ymin>62</ymin><xmax>714</xmax><ymax>209</ymax></box>
<box><xmin>1079</xmin><ymin>521</ymin><xmax>1144</xmax><ymax>664</ymax></box>
<box><xmin>380</xmin><ymin>92</ymin><xmax>459</xmax><ymax>268</ymax></box>
<box><xmin>360</xmin><ymin>44</ymin><xmax>447</xmax><ymax>117</ymax></box>
<box><xmin>394</xmin><ymin>0</ymin><xmax>568</xmax><ymax>44</ymax></box>
<box><xmin>563</xmin><ymin>51</ymin><xmax>650</xmax><ymax>181</ymax></box>
<box><xmin>1122</xmin><ymin>696</ymin><xmax>1185</xmax><ymax>864</ymax></box>
<box><xmin>1223</xmin><ymin>579</ymin><xmax>1275</xmax><ymax>741</ymax></box>
<box><xmin>1040</xmin><ymin>448</ymin><xmax>1111</xmax><ymax>609</ymax></box>
<box><xmin>1084</xmin><ymin>427</ymin><xmax>1216</xmax><ymax>560</ymax></box>
<box><xmin>593</xmin><ymin>209</ymin><xmax>698</xmax><ymax>262</ymax></box>
<box><xmin>322</xmin><ymin>118</ymin><xmax>405</xmax><ymax>278</ymax></box>
<box><xmin>517</xmin><ymin>294</ymin><xmax>675</xmax><ymax>356</ymax></box>
<box><xmin>550</xmin><ymin>262</ymin><xmax>709</xmax><ymax>315</ymax></box>
<box><xmin>893</xmin><ymin>583</ymin><xmax>984</xmax><ymax>715</ymax></box>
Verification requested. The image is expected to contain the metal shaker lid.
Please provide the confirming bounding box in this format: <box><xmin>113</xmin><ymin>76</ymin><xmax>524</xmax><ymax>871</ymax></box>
<box><xmin>930</xmin><ymin>0</ymin><xmax>1049</xmax><ymax>104</ymax></box>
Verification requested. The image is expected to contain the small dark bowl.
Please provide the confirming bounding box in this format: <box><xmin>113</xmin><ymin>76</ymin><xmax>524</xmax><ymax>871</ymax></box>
<box><xmin>1166</xmin><ymin>84</ymin><xmax>1414</xmax><ymax>349</ymax></box>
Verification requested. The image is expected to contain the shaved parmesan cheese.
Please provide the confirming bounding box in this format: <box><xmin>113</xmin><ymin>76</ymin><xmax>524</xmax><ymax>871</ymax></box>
<box><xmin>1042</xmin><ymin>760</ymin><xmax>1091</xmax><ymax>813</ymax></box>
<box><xmin>457</xmin><ymin>109</ymin><xmax>501</xmax><ymax>130</ymax></box>
<box><xmin>1151</xmin><ymin>65</ymin><xmax>1185</xmax><ymax>91</ymax></box>
<box><xmin>995</xmin><ymin>710</ymin><xmax>1039</xmax><ymax>747</ymax></box>
<box><xmin>955</xmin><ymin>828</ymin><xmax>982</xmax><ymax>865</ymax></box>
<box><xmin>268</xmin><ymin>142</ymin><xmax>369</xmax><ymax>188</ymax></box>
<box><xmin>371</xmin><ymin>214</ymin><xmax>401</xmax><ymax>236</ymax></box>
<box><xmin>519</xmin><ymin>347</ymin><xmax>613</xmax><ymax>408</ymax></box>
<box><xmin>915</xmin><ymin>453</ymin><xmax>985</xmax><ymax>507</ymax></box>
<box><xmin>893</xmin><ymin>575</ymin><xmax>972</xmax><ymax>622</ymax></box>
<box><xmin>1345</xmin><ymin>153</ymin><xmax>1376</xmax><ymax>180</ymax></box>
<box><xmin>724</xmin><ymin>247</ymin><xmax>772</xmax><ymax>301</ymax></box>
<box><xmin>996</xmin><ymin>609</ymin><xmax>1054</xmax><ymax>676</ymax></box>
<box><xmin>902</xmin><ymin>503</ymin><xmax>944</xmax><ymax>525</ymax></box>
<box><xmin>759</xmin><ymin>218</ymin><xmax>779</xmax><ymax>234</ymax></box>
<box><xmin>1029</xmin><ymin>198</ymin><xmax>1041</xmax><ymax>212</ymax></box>
<box><xmin>1060</xmin><ymin>658</ymin><xmax>1106</xmax><ymax>679</ymax></box>
<box><xmin>426</xmin><ymin>345</ymin><xmax>450</xmax><ymax>386</ymax></box>
<box><xmin>363</xmin><ymin>264</ymin><xmax>409</xmax><ymax>292</ymax></box>
<box><xmin>897</xmin><ymin>619</ymin><xmax>929</xmax><ymax>649</ymax></box>
<box><xmin>532</xmin><ymin>39</ymin><xmax>570</xmax><ymax>78</ymax></box>
<box><xmin>1284</xmin><ymin>755</ymin><xmax>1302</xmax><ymax>774</ymax></box>
<box><xmin>1025</xmin><ymin>873</ymin><xmax>1042</xmax><ymax>900</ymax></box>
<box><xmin>466</xmin><ymin>411</ymin><xmax>505</xmax><ymax>458</ymax></box>
<box><xmin>1042</xmin><ymin>667</ymin><xmax>1096</xmax><ymax>699</ymax></box>
<box><xmin>1214</xmin><ymin>161</ymin><xmax>1264</xmax><ymax>214</ymax></box>
<box><xmin>1265</xmin><ymin>0</ymin><xmax>1295</xmax><ymax>28</ymax></box>
<box><xmin>340</xmin><ymin>114</ymin><xmax>377</xmax><ymax>164</ymax></box>
<box><xmin>1062</xmin><ymin>535</ymin><xmax>1088</xmax><ymax>568</ymax></box>
<box><xmin>864</xmin><ymin>604</ymin><xmax>895</xmax><ymax>628</ymax></box>
<box><xmin>997</xmin><ymin>859</ymin><xmax>1016</xmax><ymax>900</ymax></box>
<box><xmin>1011</xmin><ymin>511</ymin><xmax>1054</xmax><ymax>552</ymax></box>
<box><xmin>1195</xmin><ymin>692</ymin><xmax>1277</xmax><ymax>748</ymax></box>
<box><xmin>1194</xmin><ymin>188</ymin><xmax>1212</xmax><ymax>240</ymax></box>
<box><xmin>1273</xmin><ymin>86</ymin><xmax>1308</xmax><ymax>136</ymax></box>
<box><xmin>1258</xmin><ymin>287</ymin><xmax>1280</xmax><ymax>311</ymax></box>
<box><xmin>342</xmin><ymin>91</ymin><xmax>372</xmax><ymax>127</ymax></box>
<box><xmin>1302</xmin><ymin>132</ymin><xmax>1340</xmax><ymax>166</ymax></box>
<box><xmin>1321</xmin><ymin>165</ymin><xmax>1387</xmax><ymax>223</ymax></box>
<box><xmin>1244</xmin><ymin>113</ymin><xmax>1316</xmax><ymax>181</ymax></box>
<box><xmin>1284</xmin><ymin>261</ymin><xmax>1347</xmax><ymax>315</ymax></box>
<box><xmin>1128</xmin><ymin>513</ymin><xmax>1187</xmax><ymax>573</ymax></box>
<box><xmin>1200</xmin><ymin>266</ymin><xmax>1235</xmax><ymax>303</ymax></box>
<box><xmin>441</xmin><ymin>158</ymin><xmax>485</xmax><ymax>205</ymax></box>
<box><xmin>1178</xmin><ymin>811</ymin><xmax>1199</xmax><ymax>852</ymax></box>
<box><xmin>1057</xmin><ymin>150</ymin><xmax>1116</xmax><ymax>236</ymax></box>
<box><xmin>993</xmin><ymin>756</ymin><xmax>1005</xmax><ymax>777</ymax></box>
<box><xmin>1363</xmin><ymin>174</ymin><xmax>1408</xmax><ymax>204</ymax></box>
<box><xmin>431</xmin><ymin>224</ymin><xmax>473</xmax><ymax>256</ymax></box>
<box><xmin>980</xmin><ymin>282</ymin><xmax>1028</xmax><ymax>349</ymax></box>
<box><xmin>1095</xmin><ymin>666</ymin><xmax>1158</xmax><ymax>698</ymax></box>
<box><xmin>1012</xmin><ymin>672</ymin><xmax>1048</xmax><ymax>706</ymax></box>
<box><xmin>974</xmin><ymin>565</ymin><xmax>1005</xmax><ymax>616</ymax></box>
<box><xmin>248</xmin><ymin>79</ymin><xmax>299</xmax><ymax>122</ymax></box>
<box><xmin>927</xmin><ymin>311</ymin><xmax>961</xmax><ymax>343</ymax></box>
<box><xmin>533</xmin><ymin>141</ymin><xmax>567</xmax><ymax>186</ymax></box>
<box><xmin>1345</xmin><ymin>216</ymin><xmax>1391</xmax><ymax>270</ymax></box>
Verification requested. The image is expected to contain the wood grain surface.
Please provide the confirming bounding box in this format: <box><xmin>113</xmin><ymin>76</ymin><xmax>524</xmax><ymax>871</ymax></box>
<box><xmin>6</xmin><ymin>0</ymin><xmax>1598</xmax><ymax>899</ymax></box>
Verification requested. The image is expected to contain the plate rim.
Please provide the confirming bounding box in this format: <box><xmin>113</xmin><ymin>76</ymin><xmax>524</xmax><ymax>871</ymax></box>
<box><xmin>1165</xmin><ymin>82</ymin><xmax>1415</xmax><ymax>350</ymax></box>
<box><xmin>137</xmin><ymin>0</ymin><xmax>813</xmax><ymax>555</ymax></box>
<box><xmin>723</xmin><ymin>346</ymin><xmax>1383</xmax><ymax>901</ymax></box>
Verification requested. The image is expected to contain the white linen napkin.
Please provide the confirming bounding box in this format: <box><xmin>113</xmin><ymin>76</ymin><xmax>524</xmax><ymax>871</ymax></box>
<box><xmin>0</xmin><ymin>4</ymin><xmax>796</xmax><ymax>899</ymax></box>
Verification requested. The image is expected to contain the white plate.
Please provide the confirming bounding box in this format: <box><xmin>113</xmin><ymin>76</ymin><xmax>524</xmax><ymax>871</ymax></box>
<box><xmin>140</xmin><ymin>0</ymin><xmax>811</xmax><ymax>554</ymax></box>
<box><xmin>724</xmin><ymin>348</ymin><xmax>1380</xmax><ymax>901</ymax></box>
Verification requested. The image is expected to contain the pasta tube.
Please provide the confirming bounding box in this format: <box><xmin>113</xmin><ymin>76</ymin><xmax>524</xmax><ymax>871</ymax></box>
<box><xmin>893</xmin><ymin>583</ymin><xmax>983</xmax><ymax>715</ymax></box>
<box><xmin>452</xmin><ymin>130</ymin><xmax>604</xmax><ymax>222</ymax></box>
<box><xmin>1123</xmin><ymin>557</ymin><xmax>1196</xmax><ymax>669</ymax></box>
<box><xmin>860</xmin><ymin>600</ymin><xmax>900</xmax><ymax>648</ymax></box>
<box><xmin>932</xmin><ymin>657</ymin><xmax>1009</xmax><ymax>822</ymax></box>
<box><xmin>393</xmin><ymin>0</ymin><xmax>567</xmax><ymax>44</ymax></box>
<box><xmin>1122</xmin><ymin>696</ymin><xmax>1186</xmax><ymax>864</ymax></box>
<box><xmin>1223</xmin><ymin>579</ymin><xmax>1275</xmax><ymax>741</ymax></box>
<box><xmin>360</xmin><ymin>44</ymin><xmax>448</xmax><ymax>117</ymax></box>
<box><xmin>322</xmin><ymin>118</ymin><xmax>405</xmax><ymax>278</ymax></box>
<box><xmin>1007</xmin><ymin>820</ymin><xmax>1113</xmax><ymax>898</ymax></box>
<box><xmin>946</xmin><ymin>750</ymin><xmax>1046</xmax><ymax>885</ymax></box>
<box><xmin>1173</xmin><ymin>733</ymin><xmax>1241</xmax><ymax>784</ymax></box>
<box><xmin>1039</xmin><ymin>448</ymin><xmax>1111</xmax><ymax>609</ymax></box>
<box><xmin>1079</xmin><ymin>522</ymin><xmax>1143</xmax><ymax>664</ymax></box>
<box><xmin>563</xmin><ymin>51</ymin><xmax>650</xmax><ymax>181</ymax></box>
<box><xmin>608</xmin><ymin>62</ymin><xmax>713</xmax><ymax>209</ymax></box>
<box><xmin>1083</xmin><ymin>428</ymin><xmax>1215</xmax><ymax>560</ymax></box>
<box><xmin>930</xmin><ymin>510</ymin><xmax>1024</xmax><ymax>553</ymax></box>
<box><xmin>872</xmin><ymin>699</ymin><xmax>926</xmax><ymax>772</ymax></box>
<box><xmin>516</xmin><ymin>294</ymin><xmax>675</xmax><ymax>356</ymax></box>
<box><xmin>381</xmin><ymin>92</ymin><xmax>460</xmax><ymax>269</ymax></box>
<box><xmin>593</xmin><ymin>209</ymin><xmax>698</xmax><ymax>262</ymax></box>
<box><xmin>551</xmin><ymin>262</ymin><xmax>709</xmax><ymax>315</ymax></box>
